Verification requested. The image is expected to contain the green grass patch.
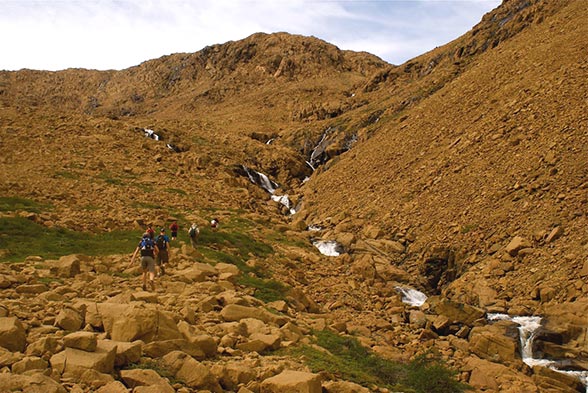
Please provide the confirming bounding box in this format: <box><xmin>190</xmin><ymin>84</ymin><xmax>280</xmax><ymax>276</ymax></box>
<box><xmin>460</xmin><ymin>224</ymin><xmax>478</xmax><ymax>234</ymax></box>
<box><xmin>165</xmin><ymin>188</ymin><xmax>187</xmax><ymax>196</ymax></box>
<box><xmin>54</xmin><ymin>170</ymin><xmax>79</xmax><ymax>180</ymax></box>
<box><xmin>133</xmin><ymin>183</ymin><xmax>154</xmax><ymax>193</ymax></box>
<box><xmin>282</xmin><ymin>330</ymin><xmax>470</xmax><ymax>393</ymax></box>
<box><xmin>198</xmin><ymin>227</ymin><xmax>273</xmax><ymax>261</ymax></box>
<box><xmin>265</xmin><ymin>230</ymin><xmax>310</xmax><ymax>249</ymax></box>
<box><xmin>38</xmin><ymin>277</ymin><xmax>63</xmax><ymax>285</ymax></box>
<box><xmin>237</xmin><ymin>275</ymin><xmax>289</xmax><ymax>302</ymax></box>
<box><xmin>132</xmin><ymin>201</ymin><xmax>160</xmax><ymax>210</ymax></box>
<box><xmin>99</xmin><ymin>171</ymin><xmax>124</xmax><ymax>185</ymax></box>
<box><xmin>0</xmin><ymin>196</ymin><xmax>50</xmax><ymax>213</ymax></box>
<box><xmin>0</xmin><ymin>217</ymin><xmax>142</xmax><ymax>262</ymax></box>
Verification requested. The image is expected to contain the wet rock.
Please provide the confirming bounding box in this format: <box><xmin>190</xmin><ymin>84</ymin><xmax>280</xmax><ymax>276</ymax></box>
<box><xmin>532</xmin><ymin>365</ymin><xmax>584</xmax><ymax>392</ymax></box>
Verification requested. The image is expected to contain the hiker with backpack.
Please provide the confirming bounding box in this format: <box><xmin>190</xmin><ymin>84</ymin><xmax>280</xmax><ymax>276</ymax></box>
<box><xmin>188</xmin><ymin>223</ymin><xmax>200</xmax><ymax>249</ymax></box>
<box><xmin>128</xmin><ymin>232</ymin><xmax>159</xmax><ymax>291</ymax></box>
<box><xmin>169</xmin><ymin>221</ymin><xmax>179</xmax><ymax>241</ymax></box>
<box><xmin>155</xmin><ymin>228</ymin><xmax>170</xmax><ymax>276</ymax></box>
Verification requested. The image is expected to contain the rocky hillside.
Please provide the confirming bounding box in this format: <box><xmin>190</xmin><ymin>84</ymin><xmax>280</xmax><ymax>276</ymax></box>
<box><xmin>1</xmin><ymin>0</ymin><xmax>588</xmax><ymax>392</ymax></box>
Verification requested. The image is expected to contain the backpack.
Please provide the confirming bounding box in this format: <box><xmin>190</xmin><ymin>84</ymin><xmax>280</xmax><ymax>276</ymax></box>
<box><xmin>156</xmin><ymin>235</ymin><xmax>166</xmax><ymax>250</ymax></box>
<box><xmin>189</xmin><ymin>226</ymin><xmax>199</xmax><ymax>238</ymax></box>
<box><xmin>140</xmin><ymin>237</ymin><xmax>155</xmax><ymax>256</ymax></box>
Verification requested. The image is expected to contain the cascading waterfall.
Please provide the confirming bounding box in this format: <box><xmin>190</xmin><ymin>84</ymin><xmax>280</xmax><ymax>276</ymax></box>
<box><xmin>241</xmin><ymin>165</ymin><xmax>296</xmax><ymax>214</ymax></box>
<box><xmin>395</xmin><ymin>287</ymin><xmax>428</xmax><ymax>307</ymax></box>
<box><xmin>312</xmin><ymin>240</ymin><xmax>343</xmax><ymax>256</ymax></box>
<box><xmin>143</xmin><ymin>128</ymin><xmax>161</xmax><ymax>141</ymax></box>
<box><xmin>307</xmin><ymin>127</ymin><xmax>332</xmax><ymax>169</ymax></box>
<box><xmin>487</xmin><ymin>313</ymin><xmax>588</xmax><ymax>390</ymax></box>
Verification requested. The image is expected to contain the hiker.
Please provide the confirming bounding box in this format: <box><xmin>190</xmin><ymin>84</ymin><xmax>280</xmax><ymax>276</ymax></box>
<box><xmin>155</xmin><ymin>228</ymin><xmax>170</xmax><ymax>276</ymax></box>
<box><xmin>169</xmin><ymin>221</ymin><xmax>179</xmax><ymax>241</ymax></box>
<box><xmin>210</xmin><ymin>218</ymin><xmax>219</xmax><ymax>232</ymax></box>
<box><xmin>188</xmin><ymin>223</ymin><xmax>200</xmax><ymax>249</ymax></box>
<box><xmin>128</xmin><ymin>233</ymin><xmax>159</xmax><ymax>291</ymax></box>
<box><xmin>146</xmin><ymin>224</ymin><xmax>155</xmax><ymax>240</ymax></box>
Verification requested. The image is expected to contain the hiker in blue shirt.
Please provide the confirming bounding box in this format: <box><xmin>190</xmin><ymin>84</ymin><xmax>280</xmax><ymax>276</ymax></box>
<box><xmin>128</xmin><ymin>233</ymin><xmax>159</xmax><ymax>291</ymax></box>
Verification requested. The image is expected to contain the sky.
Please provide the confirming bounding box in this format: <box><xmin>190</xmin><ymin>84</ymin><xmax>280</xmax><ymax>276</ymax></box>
<box><xmin>0</xmin><ymin>0</ymin><xmax>501</xmax><ymax>72</ymax></box>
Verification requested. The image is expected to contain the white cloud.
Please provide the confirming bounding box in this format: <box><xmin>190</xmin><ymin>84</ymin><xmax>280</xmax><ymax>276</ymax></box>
<box><xmin>0</xmin><ymin>0</ymin><xmax>500</xmax><ymax>71</ymax></box>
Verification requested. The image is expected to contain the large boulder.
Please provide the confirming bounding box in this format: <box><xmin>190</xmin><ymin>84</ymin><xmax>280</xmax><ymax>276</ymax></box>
<box><xmin>98</xmin><ymin>339</ymin><xmax>142</xmax><ymax>367</ymax></box>
<box><xmin>161</xmin><ymin>351</ymin><xmax>222</xmax><ymax>392</ymax></box>
<box><xmin>120</xmin><ymin>369</ymin><xmax>174</xmax><ymax>392</ymax></box>
<box><xmin>55</xmin><ymin>307</ymin><xmax>84</xmax><ymax>331</ymax></box>
<box><xmin>469</xmin><ymin>321</ymin><xmax>520</xmax><ymax>365</ymax></box>
<box><xmin>177</xmin><ymin>263</ymin><xmax>218</xmax><ymax>283</ymax></box>
<box><xmin>98</xmin><ymin>303</ymin><xmax>182</xmax><ymax>342</ymax></box>
<box><xmin>50</xmin><ymin>341</ymin><xmax>117</xmax><ymax>375</ymax></box>
<box><xmin>323</xmin><ymin>380</ymin><xmax>370</xmax><ymax>393</ymax></box>
<box><xmin>210</xmin><ymin>362</ymin><xmax>256</xmax><ymax>391</ymax></box>
<box><xmin>0</xmin><ymin>317</ymin><xmax>26</xmax><ymax>352</ymax></box>
<box><xmin>63</xmin><ymin>331</ymin><xmax>97</xmax><ymax>352</ymax></box>
<box><xmin>221</xmin><ymin>304</ymin><xmax>286</xmax><ymax>326</ymax></box>
<box><xmin>261</xmin><ymin>370</ymin><xmax>322</xmax><ymax>393</ymax></box>
<box><xmin>11</xmin><ymin>356</ymin><xmax>48</xmax><ymax>374</ymax></box>
<box><xmin>143</xmin><ymin>339</ymin><xmax>206</xmax><ymax>359</ymax></box>
<box><xmin>433</xmin><ymin>298</ymin><xmax>485</xmax><ymax>326</ymax></box>
<box><xmin>0</xmin><ymin>373</ymin><xmax>66</xmax><ymax>393</ymax></box>
<box><xmin>464</xmin><ymin>356</ymin><xmax>538</xmax><ymax>392</ymax></box>
<box><xmin>48</xmin><ymin>254</ymin><xmax>81</xmax><ymax>277</ymax></box>
<box><xmin>532</xmin><ymin>365</ymin><xmax>585</xmax><ymax>393</ymax></box>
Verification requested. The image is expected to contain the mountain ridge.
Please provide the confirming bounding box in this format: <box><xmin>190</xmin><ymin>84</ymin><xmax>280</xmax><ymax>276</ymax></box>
<box><xmin>1</xmin><ymin>0</ymin><xmax>588</xmax><ymax>391</ymax></box>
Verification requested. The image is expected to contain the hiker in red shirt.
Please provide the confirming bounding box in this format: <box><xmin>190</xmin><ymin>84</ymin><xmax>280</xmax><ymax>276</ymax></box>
<box><xmin>146</xmin><ymin>224</ymin><xmax>155</xmax><ymax>240</ymax></box>
<box><xmin>169</xmin><ymin>221</ymin><xmax>179</xmax><ymax>241</ymax></box>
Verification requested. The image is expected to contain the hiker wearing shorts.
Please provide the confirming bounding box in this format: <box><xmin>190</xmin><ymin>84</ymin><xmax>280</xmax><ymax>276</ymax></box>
<box><xmin>169</xmin><ymin>221</ymin><xmax>179</xmax><ymax>240</ymax></box>
<box><xmin>155</xmin><ymin>228</ymin><xmax>170</xmax><ymax>276</ymax></box>
<box><xmin>128</xmin><ymin>233</ymin><xmax>159</xmax><ymax>291</ymax></box>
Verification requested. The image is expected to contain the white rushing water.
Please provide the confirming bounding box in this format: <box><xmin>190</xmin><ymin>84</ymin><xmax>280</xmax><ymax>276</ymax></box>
<box><xmin>487</xmin><ymin>313</ymin><xmax>588</xmax><ymax>390</ymax></box>
<box><xmin>395</xmin><ymin>287</ymin><xmax>428</xmax><ymax>307</ymax></box>
<box><xmin>271</xmin><ymin>194</ymin><xmax>296</xmax><ymax>215</ymax></box>
<box><xmin>143</xmin><ymin>128</ymin><xmax>160</xmax><ymax>141</ymax></box>
<box><xmin>312</xmin><ymin>240</ymin><xmax>343</xmax><ymax>256</ymax></box>
<box><xmin>242</xmin><ymin>165</ymin><xmax>298</xmax><ymax>215</ymax></box>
